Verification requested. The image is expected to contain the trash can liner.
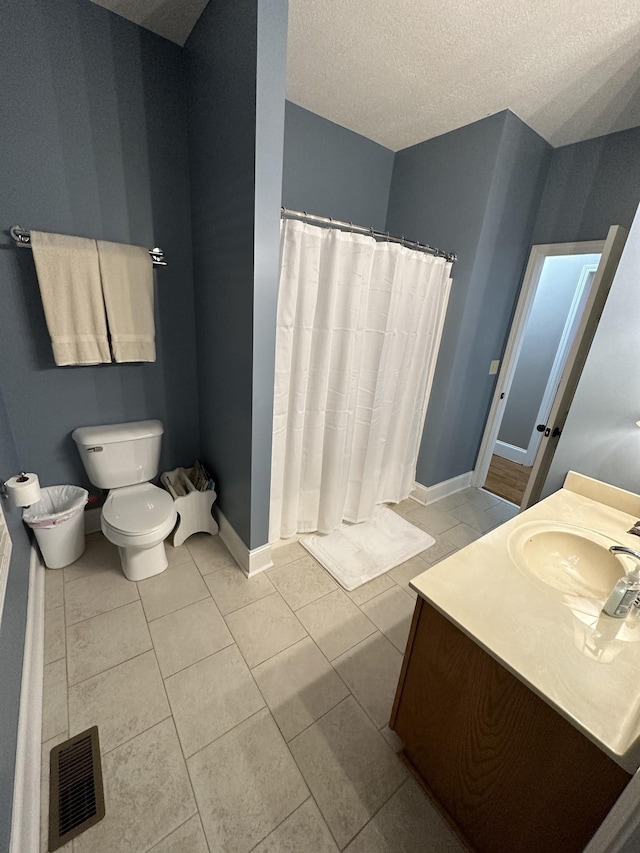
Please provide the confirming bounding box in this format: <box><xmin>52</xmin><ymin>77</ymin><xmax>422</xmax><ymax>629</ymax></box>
<box><xmin>23</xmin><ymin>485</ymin><xmax>89</xmax><ymax>529</ymax></box>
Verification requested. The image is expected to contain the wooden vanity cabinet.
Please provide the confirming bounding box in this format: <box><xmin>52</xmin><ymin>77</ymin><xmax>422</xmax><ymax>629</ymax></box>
<box><xmin>390</xmin><ymin>598</ymin><xmax>631</xmax><ymax>853</ymax></box>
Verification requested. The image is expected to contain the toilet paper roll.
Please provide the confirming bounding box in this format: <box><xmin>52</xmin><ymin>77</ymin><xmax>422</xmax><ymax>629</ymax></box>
<box><xmin>4</xmin><ymin>472</ymin><xmax>41</xmax><ymax>507</ymax></box>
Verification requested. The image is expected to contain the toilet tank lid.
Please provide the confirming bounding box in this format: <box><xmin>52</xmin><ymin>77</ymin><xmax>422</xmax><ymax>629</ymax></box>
<box><xmin>72</xmin><ymin>419</ymin><xmax>164</xmax><ymax>446</ymax></box>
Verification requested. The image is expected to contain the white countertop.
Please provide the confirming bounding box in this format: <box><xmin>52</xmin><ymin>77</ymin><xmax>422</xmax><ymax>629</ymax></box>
<box><xmin>410</xmin><ymin>472</ymin><xmax>640</xmax><ymax>773</ymax></box>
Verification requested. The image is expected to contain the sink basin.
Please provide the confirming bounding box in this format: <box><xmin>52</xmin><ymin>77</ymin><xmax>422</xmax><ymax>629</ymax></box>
<box><xmin>508</xmin><ymin>522</ymin><xmax>624</xmax><ymax>597</ymax></box>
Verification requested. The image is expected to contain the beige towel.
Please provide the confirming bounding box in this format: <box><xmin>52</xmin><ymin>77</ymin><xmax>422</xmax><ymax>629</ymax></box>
<box><xmin>30</xmin><ymin>231</ymin><xmax>111</xmax><ymax>365</ymax></box>
<box><xmin>97</xmin><ymin>240</ymin><xmax>156</xmax><ymax>362</ymax></box>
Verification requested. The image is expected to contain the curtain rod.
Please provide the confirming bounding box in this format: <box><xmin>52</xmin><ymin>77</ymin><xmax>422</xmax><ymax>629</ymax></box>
<box><xmin>9</xmin><ymin>226</ymin><xmax>167</xmax><ymax>267</ymax></box>
<box><xmin>281</xmin><ymin>207</ymin><xmax>457</xmax><ymax>263</ymax></box>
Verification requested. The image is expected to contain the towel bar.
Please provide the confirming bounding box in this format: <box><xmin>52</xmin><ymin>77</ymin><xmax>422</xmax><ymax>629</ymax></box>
<box><xmin>9</xmin><ymin>226</ymin><xmax>167</xmax><ymax>267</ymax></box>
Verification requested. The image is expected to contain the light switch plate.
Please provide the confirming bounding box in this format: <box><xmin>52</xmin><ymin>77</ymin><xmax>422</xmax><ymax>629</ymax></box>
<box><xmin>489</xmin><ymin>360</ymin><xmax>500</xmax><ymax>375</ymax></box>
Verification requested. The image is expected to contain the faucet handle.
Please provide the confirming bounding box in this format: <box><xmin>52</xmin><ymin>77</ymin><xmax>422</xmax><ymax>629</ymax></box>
<box><xmin>610</xmin><ymin>545</ymin><xmax>640</xmax><ymax>563</ymax></box>
<box><xmin>628</xmin><ymin>521</ymin><xmax>640</xmax><ymax>537</ymax></box>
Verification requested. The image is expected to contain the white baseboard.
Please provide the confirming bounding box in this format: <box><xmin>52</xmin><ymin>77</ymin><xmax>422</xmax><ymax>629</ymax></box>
<box><xmin>246</xmin><ymin>542</ymin><xmax>273</xmax><ymax>577</ymax></box>
<box><xmin>10</xmin><ymin>547</ymin><xmax>45</xmax><ymax>853</ymax></box>
<box><xmin>214</xmin><ymin>507</ymin><xmax>273</xmax><ymax>578</ymax></box>
<box><xmin>84</xmin><ymin>507</ymin><xmax>102</xmax><ymax>535</ymax></box>
<box><xmin>494</xmin><ymin>440</ymin><xmax>528</xmax><ymax>464</ymax></box>
<box><xmin>410</xmin><ymin>472</ymin><xmax>473</xmax><ymax>506</ymax></box>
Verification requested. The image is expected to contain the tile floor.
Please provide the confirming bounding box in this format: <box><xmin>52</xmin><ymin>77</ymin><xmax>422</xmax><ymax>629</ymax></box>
<box><xmin>40</xmin><ymin>488</ymin><xmax>517</xmax><ymax>853</ymax></box>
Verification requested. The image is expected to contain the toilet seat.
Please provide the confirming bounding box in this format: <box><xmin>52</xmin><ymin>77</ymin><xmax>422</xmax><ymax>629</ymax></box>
<box><xmin>102</xmin><ymin>513</ymin><xmax>177</xmax><ymax>550</ymax></box>
<box><xmin>102</xmin><ymin>482</ymin><xmax>175</xmax><ymax>535</ymax></box>
<box><xmin>101</xmin><ymin>483</ymin><xmax>176</xmax><ymax>553</ymax></box>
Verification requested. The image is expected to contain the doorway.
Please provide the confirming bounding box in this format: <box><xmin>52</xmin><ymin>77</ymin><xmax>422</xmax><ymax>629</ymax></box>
<box><xmin>485</xmin><ymin>249</ymin><xmax>601</xmax><ymax>503</ymax></box>
<box><xmin>474</xmin><ymin>240</ymin><xmax>605</xmax><ymax>505</ymax></box>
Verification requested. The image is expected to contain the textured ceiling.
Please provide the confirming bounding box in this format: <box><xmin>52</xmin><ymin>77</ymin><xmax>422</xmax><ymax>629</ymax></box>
<box><xmin>90</xmin><ymin>0</ymin><xmax>640</xmax><ymax>151</ymax></box>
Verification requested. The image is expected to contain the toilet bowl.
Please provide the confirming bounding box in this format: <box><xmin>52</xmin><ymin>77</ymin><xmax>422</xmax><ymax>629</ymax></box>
<box><xmin>101</xmin><ymin>482</ymin><xmax>176</xmax><ymax>581</ymax></box>
<box><xmin>72</xmin><ymin>419</ymin><xmax>176</xmax><ymax>581</ymax></box>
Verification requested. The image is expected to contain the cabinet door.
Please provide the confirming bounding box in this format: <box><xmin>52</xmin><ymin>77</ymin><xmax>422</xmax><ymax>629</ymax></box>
<box><xmin>391</xmin><ymin>601</ymin><xmax>630</xmax><ymax>853</ymax></box>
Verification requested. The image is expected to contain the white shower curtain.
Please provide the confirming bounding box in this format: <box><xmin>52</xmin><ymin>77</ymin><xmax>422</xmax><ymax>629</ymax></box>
<box><xmin>269</xmin><ymin>218</ymin><xmax>453</xmax><ymax>542</ymax></box>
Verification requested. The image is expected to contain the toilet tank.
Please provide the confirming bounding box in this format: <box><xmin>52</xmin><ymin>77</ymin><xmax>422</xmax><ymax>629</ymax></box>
<box><xmin>72</xmin><ymin>420</ymin><xmax>164</xmax><ymax>489</ymax></box>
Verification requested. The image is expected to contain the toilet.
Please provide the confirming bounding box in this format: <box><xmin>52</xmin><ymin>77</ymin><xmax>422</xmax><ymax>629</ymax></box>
<box><xmin>72</xmin><ymin>420</ymin><xmax>177</xmax><ymax>581</ymax></box>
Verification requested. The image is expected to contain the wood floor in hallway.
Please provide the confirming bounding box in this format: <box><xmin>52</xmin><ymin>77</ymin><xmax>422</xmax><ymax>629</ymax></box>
<box><xmin>484</xmin><ymin>454</ymin><xmax>532</xmax><ymax>506</ymax></box>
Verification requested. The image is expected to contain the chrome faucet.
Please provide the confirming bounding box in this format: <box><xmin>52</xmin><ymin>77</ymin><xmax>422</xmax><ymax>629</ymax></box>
<box><xmin>610</xmin><ymin>545</ymin><xmax>640</xmax><ymax>563</ymax></box>
<box><xmin>605</xmin><ymin>546</ymin><xmax>640</xmax><ymax>618</ymax></box>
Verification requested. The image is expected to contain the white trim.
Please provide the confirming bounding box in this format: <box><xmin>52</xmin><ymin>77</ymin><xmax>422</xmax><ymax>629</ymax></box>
<box><xmin>0</xmin><ymin>502</ymin><xmax>13</xmax><ymax>632</ymax></box>
<box><xmin>9</xmin><ymin>547</ymin><xmax>45</xmax><ymax>853</ymax></box>
<box><xmin>84</xmin><ymin>506</ymin><xmax>102</xmax><ymax>535</ymax></box>
<box><xmin>409</xmin><ymin>482</ymin><xmax>430</xmax><ymax>505</ymax></box>
<box><xmin>245</xmin><ymin>542</ymin><xmax>273</xmax><ymax>577</ymax></box>
<box><xmin>472</xmin><ymin>239</ymin><xmax>605</xmax><ymax>490</ymax></box>
<box><xmin>214</xmin><ymin>507</ymin><xmax>273</xmax><ymax>577</ymax></box>
<box><xmin>494</xmin><ymin>440</ymin><xmax>528</xmax><ymax>464</ymax></box>
<box><xmin>410</xmin><ymin>472</ymin><xmax>473</xmax><ymax>506</ymax></box>
<box><xmin>521</xmin><ymin>262</ymin><xmax>598</xmax><ymax>466</ymax></box>
<box><xmin>487</xmin><ymin>491</ymin><xmax>519</xmax><ymax>510</ymax></box>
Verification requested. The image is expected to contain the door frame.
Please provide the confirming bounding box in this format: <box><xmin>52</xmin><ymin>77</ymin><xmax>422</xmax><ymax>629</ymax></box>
<box><xmin>471</xmin><ymin>239</ymin><xmax>605</xmax><ymax>495</ymax></box>
<box><xmin>521</xmin><ymin>224</ymin><xmax>628</xmax><ymax>508</ymax></box>
<box><xmin>519</xmin><ymin>261</ymin><xmax>599</xmax><ymax>466</ymax></box>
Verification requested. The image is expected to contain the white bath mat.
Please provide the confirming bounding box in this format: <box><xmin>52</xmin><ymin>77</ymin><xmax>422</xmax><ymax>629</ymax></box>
<box><xmin>300</xmin><ymin>505</ymin><xmax>435</xmax><ymax>591</ymax></box>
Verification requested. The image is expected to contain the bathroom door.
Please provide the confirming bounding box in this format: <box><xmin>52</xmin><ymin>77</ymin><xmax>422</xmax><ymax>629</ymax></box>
<box><xmin>522</xmin><ymin>224</ymin><xmax>628</xmax><ymax>508</ymax></box>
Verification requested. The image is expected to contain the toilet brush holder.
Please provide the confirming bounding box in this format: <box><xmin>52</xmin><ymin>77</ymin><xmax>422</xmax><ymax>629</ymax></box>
<box><xmin>160</xmin><ymin>467</ymin><xmax>218</xmax><ymax>547</ymax></box>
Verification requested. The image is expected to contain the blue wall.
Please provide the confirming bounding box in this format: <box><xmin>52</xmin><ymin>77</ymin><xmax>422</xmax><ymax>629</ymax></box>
<box><xmin>282</xmin><ymin>102</ymin><xmax>395</xmax><ymax>230</ymax></box>
<box><xmin>0</xmin><ymin>2</ymin><xmax>200</xmax><ymax>840</ymax></box>
<box><xmin>532</xmin><ymin>125</ymin><xmax>640</xmax><ymax>245</ymax></box>
<box><xmin>280</xmin><ymin>107</ymin><xmax>640</xmax><ymax>492</ymax></box>
<box><xmin>386</xmin><ymin>111</ymin><xmax>551</xmax><ymax>486</ymax></box>
<box><xmin>186</xmin><ymin>0</ymin><xmax>287</xmax><ymax>549</ymax></box>
<box><xmin>0</xmin><ymin>0</ymin><xmax>199</xmax><ymax>495</ymax></box>
<box><xmin>0</xmin><ymin>388</ymin><xmax>33</xmax><ymax>853</ymax></box>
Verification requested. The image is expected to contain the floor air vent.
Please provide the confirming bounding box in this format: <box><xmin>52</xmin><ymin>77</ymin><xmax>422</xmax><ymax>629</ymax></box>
<box><xmin>49</xmin><ymin>726</ymin><xmax>105</xmax><ymax>851</ymax></box>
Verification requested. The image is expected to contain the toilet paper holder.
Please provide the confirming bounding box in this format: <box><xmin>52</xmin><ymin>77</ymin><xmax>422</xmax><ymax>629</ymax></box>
<box><xmin>1</xmin><ymin>472</ymin><xmax>29</xmax><ymax>500</ymax></box>
<box><xmin>3</xmin><ymin>471</ymin><xmax>42</xmax><ymax>507</ymax></box>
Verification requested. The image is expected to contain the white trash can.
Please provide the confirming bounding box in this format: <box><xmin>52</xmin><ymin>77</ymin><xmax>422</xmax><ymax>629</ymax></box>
<box><xmin>23</xmin><ymin>485</ymin><xmax>89</xmax><ymax>569</ymax></box>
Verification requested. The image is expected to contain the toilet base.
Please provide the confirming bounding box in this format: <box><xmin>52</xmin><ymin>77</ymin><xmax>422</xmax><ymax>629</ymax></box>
<box><xmin>118</xmin><ymin>541</ymin><xmax>168</xmax><ymax>581</ymax></box>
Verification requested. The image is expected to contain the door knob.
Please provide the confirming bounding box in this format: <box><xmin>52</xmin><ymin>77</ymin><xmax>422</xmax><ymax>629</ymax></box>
<box><xmin>536</xmin><ymin>424</ymin><xmax>546</xmax><ymax>432</ymax></box>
